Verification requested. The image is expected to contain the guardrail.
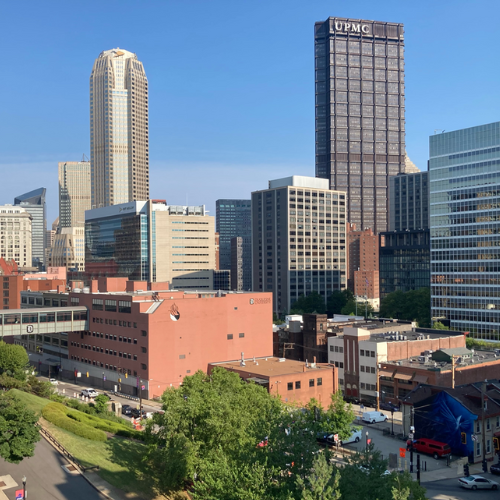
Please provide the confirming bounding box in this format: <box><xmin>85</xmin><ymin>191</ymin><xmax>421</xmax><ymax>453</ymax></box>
<box><xmin>37</xmin><ymin>425</ymin><xmax>99</xmax><ymax>473</ymax></box>
<box><xmin>106</xmin><ymin>390</ymin><xmax>140</xmax><ymax>402</ymax></box>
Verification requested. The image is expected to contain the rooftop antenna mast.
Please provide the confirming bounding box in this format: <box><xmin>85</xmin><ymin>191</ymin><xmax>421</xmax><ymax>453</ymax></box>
<box><xmin>82</xmin><ymin>153</ymin><xmax>90</xmax><ymax>162</ymax></box>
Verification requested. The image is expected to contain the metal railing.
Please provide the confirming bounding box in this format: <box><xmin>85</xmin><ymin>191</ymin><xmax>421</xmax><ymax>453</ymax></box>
<box><xmin>37</xmin><ymin>425</ymin><xmax>100</xmax><ymax>472</ymax></box>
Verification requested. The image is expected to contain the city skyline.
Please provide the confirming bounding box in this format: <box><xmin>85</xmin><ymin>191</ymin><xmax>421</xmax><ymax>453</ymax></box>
<box><xmin>1</xmin><ymin>1</ymin><xmax>500</xmax><ymax>226</ymax></box>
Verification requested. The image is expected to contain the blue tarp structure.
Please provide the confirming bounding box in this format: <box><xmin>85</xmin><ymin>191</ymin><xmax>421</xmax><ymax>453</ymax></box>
<box><xmin>414</xmin><ymin>391</ymin><xmax>476</xmax><ymax>458</ymax></box>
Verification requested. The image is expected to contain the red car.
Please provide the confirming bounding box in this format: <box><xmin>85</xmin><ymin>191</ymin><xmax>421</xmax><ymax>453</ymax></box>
<box><xmin>406</xmin><ymin>438</ymin><xmax>451</xmax><ymax>459</ymax></box>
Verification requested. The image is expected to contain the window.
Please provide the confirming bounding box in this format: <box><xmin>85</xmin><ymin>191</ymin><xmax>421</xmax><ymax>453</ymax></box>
<box><xmin>361</xmin><ymin>383</ymin><xmax>366</xmax><ymax>389</ymax></box>
<box><xmin>309</xmin><ymin>379</ymin><xmax>315</xmax><ymax>387</ymax></box>
<box><xmin>476</xmin><ymin>441</ymin><xmax>481</xmax><ymax>457</ymax></box>
<box><xmin>476</xmin><ymin>420</ymin><xmax>481</xmax><ymax>433</ymax></box>
<box><xmin>317</xmin><ymin>378</ymin><xmax>322</xmax><ymax>386</ymax></box>
<box><xmin>105</xmin><ymin>300</ymin><xmax>117</xmax><ymax>312</ymax></box>
<box><xmin>360</xmin><ymin>349</ymin><xmax>365</xmax><ymax>356</ymax></box>
<box><xmin>141</xmin><ymin>330</ymin><xmax>147</xmax><ymax>336</ymax></box>
<box><xmin>179</xmin><ymin>354</ymin><xmax>185</xmax><ymax>359</ymax></box>
<box><xmin>330</xmin><ymin>346</ymin><xmax>334</xmax><ymax>351</ymax></box>
<box><xmin>360</xmin><ymin>366</ymin><xmax>365</xmax><ymax>372</ymax></box>
<box><xmin>141</xmin><ymin>347</ymin><xmax>147</xmax><ymax>353</ymax></box>
<box><xmin>334</xmin><ymin>346</ymin><xmax>339</xmax><ymax>352</ymax></box>
<box><xmin>227</xmin><ymin>334</ymin><xmax>233</xmax><ymax>340</ymax></box>
<box><xmin>239</xmin><ymin>332</ymin><xmax>244</xmax><ymax>338</ymax></box>
<box><xmin>295</xmin><ymin>381</ymin><xmax>301</xmax><ymax>389</ymax></box>
<box><xmin>339</xmin><ymin>347</ymin><xmax>343</xmax><ymax>353</ymax></box>
<box><xmin>287</xmin><ymin>382</ymin><xmax>293</xmax><ymax>390</ymax></box>
<box><xmin>371</xmin><ymin>351</ymin><xmax>375</xmax><ymax>358</ymax></box>
<box><xmin>339</xmin><ymin>378</ymin><xmax>344</xmax><ymax>385</ymax></box>
<box><xmin>370</xmin><ymin>367</ymin><xmax>375</xmax><ymax>374</ymax></box>
<box><xmin>487</xmin><ymin>419</ymin><xmax>491</xmax><ymax>431</ymax></box>
<box><xmin>335</xmin><ymin>361</ymin><xmax>339</xmax><ymax>368</ymax></box>
<box><xmin>487</xmin><ymin>439</ymin><xmax>492</xmax><ymax>454</ymax></box>
<box><xmin>118</xmin><ymin>301</ymin><xmax>131</xmax><ymax>313</ymax></box>
<box><xmin>92</xmin><ymin>299</ymin><xmax>103</xmax><ymax>311</ymax></box>
<box><xmin>339</xmin><ymin>362</ymin><xmax>344</xmax><ymax>368</ymax></box>
<box><xmin>141</xmin><ymin>363</ymin><xmax>147</xmax><ymax>369</ymax></box>
<box><xmin>497</xmin><ymin>416</ymin><xmax>500</xmax><ymax>428</ymax></box>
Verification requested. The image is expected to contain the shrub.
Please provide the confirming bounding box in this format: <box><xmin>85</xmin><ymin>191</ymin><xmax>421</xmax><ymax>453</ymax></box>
<box><xmin>0</xmin><ymin>373</ymin><xmax>27</xmax><ymax>390</ymax></box>
<box><xmin>42</xmin><ymin>402</ymin><xmax>107</xmax><ymax>442</ymax></box>
<box><xmin>116</xmin><ymin>428</ymin><xmax>145</xmax><ymax>441</ymax></box>
<box><xmin>50</xmin><ymin>393</ymin><xmax>66</xmax><ymax>404</ymax></box>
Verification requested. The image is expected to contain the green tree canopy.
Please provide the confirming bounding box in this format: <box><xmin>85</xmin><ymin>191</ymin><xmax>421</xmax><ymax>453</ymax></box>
<box><xmin>0</xmin><ymin>393</ymin><xmax>40</xmax><ymax>463</ymax></box>
<box><xmin>295</xmin><ymin>452</ymin><xmax>341</xmax><ymax>500</ymax></box>
<box><xmin>379</xmin><ymin>288</ymin><xmax>431</xmax><ymax>327</ymax></box>
<box><xmin>326</xmin><ymin>289</ymin><xmax>354</xmax><ymax>317</ymax></box>
<box><xmin>341</xmin><ymin>299</ymin><xmax>374</xmax><ymax>317</ymax></box>
<box><xmin>0</xmin><ymin>342</ymin><xmax>29</xmax><ymax>380</ymax></box>
<box><xmin>432</xmin><ymin>321</ymin><xmax>449</xmax><ymax>330</ymax></box>
<box><xmin>290</xmin><ymin>291</ymin><xmax>326</xmax><ymax>315</ymax></box>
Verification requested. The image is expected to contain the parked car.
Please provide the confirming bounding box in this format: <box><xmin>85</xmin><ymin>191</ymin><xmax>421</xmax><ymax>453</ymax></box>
<box><xmin>81</xmin><ymin>388</ymin><xmax>98</xmax><ymax>398</ymax></box>
<box><xmin>339</xmin><ymin>428</ymin><xmax>362</xmax><ymax>446</ymax></box>
<box><xmin>362</xmin><ymin>411</ymin><xmax>388</xmax><ymax>424</ymax></box>
<box><xmin>316</xmin><ymin>432</ymin><xmax>332</xmax><ymax>444</ymax></box>
<box><xmin>121</xmin><ymin>405</ymin><xmax>132</xmax><ymax>416</ymax></box>
<box><xmin>406</xmin><ymin>438</ymin><xmax>451</xmax><ymax>459</ymax></box>
<box><xmin>458</xmin><ymin>475</ymin><xmax>498</xmax><ymax>490</ymax></box>
<box><xmin>490</xmin><ymin>463</ymin><xmax>500</xmax><ymax>476</ymax></box>
<box><xmin>130</xmin><ymin>407</ymin><xmax>144</xmax><ymax>419</ymax></box>
<box><xmin>49</xmin><ymin>378</ymin><xmax>58</xmax><ymax>385</ymax></box>
<box><xmin>379</xmin><ymin>402</ymin><xmax>399</xmax><ymax>412</ymax></box>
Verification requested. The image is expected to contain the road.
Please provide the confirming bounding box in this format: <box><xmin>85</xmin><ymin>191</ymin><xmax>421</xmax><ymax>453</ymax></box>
<box><xmin>42</xmin><ymin>376</ymin><xmax>161</xmax><ymax>420</ymax></box>
<box><xmin>424</xmin><ymin>477</ymin><xmax>499</xmax><ymax>500</ymax></box>
<box><xmin>0</xmin><ymin>437</ymin><xmax>106</xmax><ymax>500</ymax></box>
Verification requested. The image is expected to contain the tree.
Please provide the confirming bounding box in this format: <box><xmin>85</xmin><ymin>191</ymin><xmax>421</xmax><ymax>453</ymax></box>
<box><xmin>341</xmin><ymin>299</ymin><xmax>374</xmax><ymax>317</ymax></box>
<box><xmin>379</xmin><ymin>288</ymin><xmax>431</xmax><ymax>327</ymax></box>
<box><xmin>295</xmin><ymin>452</ymin><xmax>341</xmax><ymax>500</ymax></box>
<box><xmin>0</xmin><ymin>342</ymin><xmax>29</xmax><ymax>380</ymax></box>
<box><xmin>432</xmin><ymin>321</ymin><xmax>449</xmax><ymax>331</ymax></box>
<box><xmin>290</xmin><ymin>292</ymin><xmax>326</xmax><ymax>315</ymax></box>
<box><xmin>93</xmin><ymin>394</ymin><xmax>110</xmax><ymax>413</ymax></box>
<box><xmin>0</xmin><ymin>393</ymin><xmax>40</xmax><ymax>463</ymax></box>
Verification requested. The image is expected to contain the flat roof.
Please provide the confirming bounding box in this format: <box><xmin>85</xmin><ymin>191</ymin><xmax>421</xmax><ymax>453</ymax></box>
<box><xmin>211</xmin><ymin>357</ymin><xmax>332</xmax><ymax>377</ymax></box>
<box><xmin>0</xmin><ymin>306</ymin><xmax>87</xmax><ymax>315</ymax></box>
<box><xmin>331</xmin><ymin>330</ymin><xmax>458</xmax><ymax>344</ymax></box>
<box><xmin>385</xmin><ymin>350</ymin><xmax>500</xmax><ymax>372</ymax></box>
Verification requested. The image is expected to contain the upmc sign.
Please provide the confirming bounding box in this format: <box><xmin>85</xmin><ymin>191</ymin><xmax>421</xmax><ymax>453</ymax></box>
<box><xmin>333</xmin><ymin>21</ymin><xmax>370</xmax><ymax>35</ymax></box>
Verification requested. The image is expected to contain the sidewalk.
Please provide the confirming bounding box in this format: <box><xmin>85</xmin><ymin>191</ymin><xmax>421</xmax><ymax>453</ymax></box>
<box><xmin>415</xmin><ymin>461</ymin><xmax>484</xmax><ymax>484</ymax></box>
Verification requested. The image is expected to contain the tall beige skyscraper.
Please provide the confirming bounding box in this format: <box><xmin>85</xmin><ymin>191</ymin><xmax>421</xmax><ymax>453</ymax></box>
<box><xmin>58</xmin><ymin>161</ymin><xmax>91</xmax><ymax>228</ymax></box>
<box><xmin>90</xmin><ymin>48</ymin><xmax>149</xmax><ymax>208</ymax></box>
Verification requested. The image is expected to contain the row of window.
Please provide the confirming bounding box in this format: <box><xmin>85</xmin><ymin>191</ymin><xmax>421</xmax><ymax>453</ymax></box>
<box><xmin>287</xmin><ymin>378</ymin><xmax>323</xmax><ymax>390</ymax></box>
<box><xmin>360</xmin><ymin>349</ymin><xmax>376</xmax><ymax>357</ymax></box>
<box><xmin>92</xmin><ymin>317</ymin><xmax>138</xmax><ymax>328</ymax></box>
<box><xmin>227</xmin><ymin>333</ymin><xmax>245</xmax><ymax>339</ymax></box>
<box><xmin>360</xmin><ymin>366</ymin><xmax>376</xmax><ymax>374</ymax></box>
<box><xmin>71</xmin><ymin>341</ymin><xmax>143</xmax><ymax>357</ymax></box>
<box><xmin>360</xmin><ymin>383</ymin><xmax>377</xmax><ymax>390</ymax></box>
<box><xmin>330</xmin><ymin>345</ymin><xmax>344</xmax><ymax>353</ymax></box>
<box><xmin>70</xmin><ymin>356</ymin><xmax>145</xmax><ymax>373</ymax></box>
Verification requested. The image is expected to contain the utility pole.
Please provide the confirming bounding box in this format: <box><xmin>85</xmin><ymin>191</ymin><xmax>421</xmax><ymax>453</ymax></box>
<box><xmin>410</xmin><ymin>407</ymin><xmax>415</xmax><ymax>473</ymax></box>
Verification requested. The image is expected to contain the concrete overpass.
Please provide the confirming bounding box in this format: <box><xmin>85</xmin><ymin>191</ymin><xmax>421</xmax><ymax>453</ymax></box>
<box><xmin>0</xmin><ymin>307</ymin><xmax>88</xmax><ymax>338</ymax></box>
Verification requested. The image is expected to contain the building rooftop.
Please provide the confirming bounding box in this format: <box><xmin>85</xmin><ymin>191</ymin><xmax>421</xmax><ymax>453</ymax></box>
<box><xmin>210</xmin><ymin>357</ymin><xmax>332</xmax><ymax>378</ymax></box>
<box><xmin>268</xmin><ymin>176</ymin><xmax>330</xmax><ymax>190</ymax></box>
<box><xmin>384</xmin><ymin>349</ymin><xmax>500</xmax><ymax>372</ymax></box>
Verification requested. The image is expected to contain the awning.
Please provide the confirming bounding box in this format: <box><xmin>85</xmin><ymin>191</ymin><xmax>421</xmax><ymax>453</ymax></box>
<box><xmin>394</xmin><ymin>373</ymin><xmax>413</xmax><ymax>381</ymax></box>
<box><xmin>379</xmin><ymin>370</ymin><xmax>395</xmax><ymax>377</ymax></box>
<box><xmin>412</xmin><ymin>375</ymin><xmax>428</xmax><ymax>384</ymax></box>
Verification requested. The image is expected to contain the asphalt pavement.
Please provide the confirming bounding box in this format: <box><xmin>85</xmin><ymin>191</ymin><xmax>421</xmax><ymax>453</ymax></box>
<box><xmin>424</xmin><ymin>476</ymin><xmax>500</xmax><ymax>500</ymax></box>
<box><xmin>0</xmin><ymin>437</ymin><xmax>106</xmax><ymax>500</ymax></box>
<box><xmin>41</xmin><ymin>376</ymin><xmax>162</xmax><ymax>421</ymax></box>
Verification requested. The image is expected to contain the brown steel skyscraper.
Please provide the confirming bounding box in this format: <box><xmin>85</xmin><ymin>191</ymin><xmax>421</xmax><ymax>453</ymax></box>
<box><xmin>90</xmin><ymin>48</ymin><xmax>149</xmax><ymax>208</ymax></box>
<box><xmin>314</xmin><ymin>18</ymin><xmax>405</xmax><ymax>233</ymax></box>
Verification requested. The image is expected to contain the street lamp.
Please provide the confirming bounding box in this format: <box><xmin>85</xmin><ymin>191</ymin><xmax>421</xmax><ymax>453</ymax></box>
<box><xmin>365</xmin><ymin>431</ymin><xmax>369</xmax><ymax>452</ymax></box>
<box><xmin>22</xmin><ymin>475</ymin><xmax>26</xmax><ymax>500</ymax></box>
<box><xmin>410</xmin><ymin>425</ymin><xmax>415</xmax><ymax>473</ymax></box>
<box><xmin>391</xmin><ymin>410</ymin><xmax>395</xmax><ymax>436</ymax></box>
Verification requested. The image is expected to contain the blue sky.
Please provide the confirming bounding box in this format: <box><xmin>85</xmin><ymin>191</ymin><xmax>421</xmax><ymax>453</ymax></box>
<box><xmin>1</xmin><ymin>0</ymin><xmax>500</xmax><ymax>225</ymax></box>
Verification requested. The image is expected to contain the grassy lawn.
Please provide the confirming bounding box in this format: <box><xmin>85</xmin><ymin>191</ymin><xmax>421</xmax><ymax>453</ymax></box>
<box><xmin>8</xmin><ymin>388</ymin><xmax>51</xmax><ymax>413</ymax></box>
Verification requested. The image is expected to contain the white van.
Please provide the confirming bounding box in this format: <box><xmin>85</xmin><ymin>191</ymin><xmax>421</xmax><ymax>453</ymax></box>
<box><xmin>340</xmin><ymin>428</ymin><xmax>362</xmax><ymax>445</ymax></box>
<box><xmin>362</xmin><ymin>411</ymin><xmax>388</xmax><ymax>424</ymax></box>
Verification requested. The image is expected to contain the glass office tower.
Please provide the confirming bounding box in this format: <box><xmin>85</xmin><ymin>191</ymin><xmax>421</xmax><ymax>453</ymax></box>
<box><xmin>314</xmin><ymin>17</ymin><xmax>405</xmax><ymax>233</ymax></box>
<box><xmin>429</xmin><ymin>122</ymin><xmax>500</xmax><ymax>339</ymax></box>
<box><xmin>14</xmin><ymin>188</ymin><xmax>46</xmax><ymax>269</ymax></box>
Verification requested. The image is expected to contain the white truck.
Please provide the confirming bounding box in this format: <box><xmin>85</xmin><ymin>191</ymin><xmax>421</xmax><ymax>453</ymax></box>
<box><xmin>362</xmin><ymin>411</ymin><xmax>388</xmax><ymax>424</ymax></box>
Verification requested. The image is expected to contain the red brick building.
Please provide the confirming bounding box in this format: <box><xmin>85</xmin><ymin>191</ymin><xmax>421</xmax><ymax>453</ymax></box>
<box><xmin>209</xmin><ymin>357</ymin><xmax>338</xmax><ymax>406</ymax></box>
<box><xmin>347</xmin><ymin>225</ymin><xmax>379</xmax><ymax>300</ymax></box>
<box><xmin>66</xmin><ymin>278</ymin><xmax>273</xmax><ymax>398</ymax></box>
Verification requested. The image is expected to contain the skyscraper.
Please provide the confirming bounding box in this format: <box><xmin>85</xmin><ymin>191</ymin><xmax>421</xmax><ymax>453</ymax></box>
<box><xmin>90</xmin><ymin>48</ymin><xmax>149</xmax><ymax>208</ymax></box>
<box><xmin>14</xmin><ymin>188</ymin><xmax>46</xmax><ymax>269</ymax></box>
<box><xmin>251</xmin><ymin>176</ymin><xmax>347</xmax><ymax>314</ymax></box>
<box><xmin>429</xmin><ymin>122</ymin><xmax>500</xmax><ymax>339</ymax></box>
<box><xmin>314</xmin><ymin>17</ymin><xmax>405</xmax><ymax>233</ymax></box>
<box><xmin>216</xmin><ymin>199</ymin><xmax>252</xmax><ymax>290</ymax></box>
<box><xmin>58</xmin><ymin>161</ymin><xmax>91</xmax><ymax>228</ymax></box>
<box><xmin>0</xmin><ymin>205</ymin><xmax>32</xmax><ymax>269</ymax></box>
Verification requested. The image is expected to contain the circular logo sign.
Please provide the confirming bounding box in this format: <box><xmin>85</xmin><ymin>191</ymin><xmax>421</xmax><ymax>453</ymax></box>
<box><xmin>26</xmin><ymin>325</ymin><xmax>34</xmax><ymax>333</ymax></box>
<box><xmin>169</xmin><ymin>303</ymin><xmax>180</xmax><ymax>321</ymax></box>
<box><xmin>249</xmin><ymin>299</ymin><xmax>254</xmax><ymax>305</ymax></box>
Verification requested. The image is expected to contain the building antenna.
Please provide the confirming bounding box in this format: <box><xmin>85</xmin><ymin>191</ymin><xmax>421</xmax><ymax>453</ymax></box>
<box><xmin>81</xmin><ymin>153</ymin><xmax>89</xmax><ymax>162</ymax></box>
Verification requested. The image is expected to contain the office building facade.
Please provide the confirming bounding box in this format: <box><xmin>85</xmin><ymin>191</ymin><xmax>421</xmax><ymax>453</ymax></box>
<box><xmin>85</xmin><ymin>201</ymin><xmax>215</xmax><ymax>289</ymax></box>
<box><xmin>251</xmin><ymin>176</ymin><xmax>347</xmax><ymax>314</ymax></box>
<box><xmin>90</xmin><ymin>48</ymin><xmax>149</xmax><ymax>208</ymax></box>
<box><xmin>429</xmin><ymin>122</ymin><xmax>500</xmax><ymax>339</ymax></box>
<box><xmin>48</xmin><ymin>227</ymin><xmax>86</xmax><ymax>272</ymax></box>
<box><xmin>230</xmin><ymin>236</ymin><xmax>244</xmax><ymax>291</ymax></box>
<box><xmin>379</xmin><ymin>230</ymin><xmax>430</xmax><ymax>298</ymax></box>
<box><xmin>59</xmin><ymin>161</ymin><xmax>91</xmax><ymax>228</ymax></box>
<box><xmin>14</xmin><ymin>188</ymin><xmax>46</xmax><ymax>269</ymax></box>
<box><xmin>388</xmin><ymin>171</ymin><xmax>429</xmax><ymax>231</ymax></box>
<box><xmin>215</xmin><ymin>200</ymin><xmax>251</xmax><ymax>290</ymax></box>
<box><xmin>0</xmin><ymin>206</ymin><xmax>31</xmax><ymax>270</ymax></box>
<box><xmin>314</xmin><ymin>17</ymin><xmax>405</xmax><ymax>233</ymax></box>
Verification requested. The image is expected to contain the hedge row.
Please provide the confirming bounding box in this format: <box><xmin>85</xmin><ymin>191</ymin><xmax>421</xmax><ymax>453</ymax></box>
<box><xmin>42</xmin><ymin>402</ymin><xmax>107</xmax><ymax>442</ymax></box>
<box><xmin>65</xmin><ymin>408</ymin><xmax>144</xmax><ymax>440</ymax></box>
